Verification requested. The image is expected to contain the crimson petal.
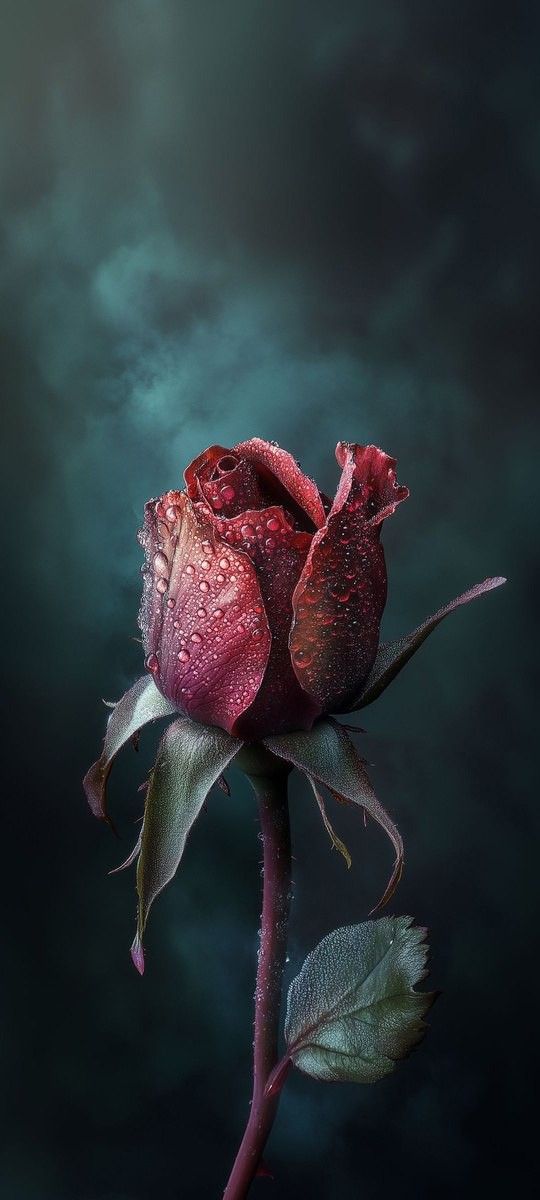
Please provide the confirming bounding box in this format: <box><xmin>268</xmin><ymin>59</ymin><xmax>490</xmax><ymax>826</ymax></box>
<box><xmin>289</xmin><ymin>443</ymin><xmax>408</xmax><ymax>713</ymax></box>
<box><xmin>199</xmin><ymin>502</ymin><xmax>320</xmax><ymax>738</ymax></box>
<box><xmin>234</xmin><ymin>437</ymin><xmax>327</xmax><ymax>530</ymax></box>
<box><xmin>138</xmin><ymin>491</ymin><xmax>271</xmax><ymax>735</ymax></box>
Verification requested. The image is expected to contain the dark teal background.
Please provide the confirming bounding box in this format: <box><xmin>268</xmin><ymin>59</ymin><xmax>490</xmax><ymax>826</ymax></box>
<box><xmin>1</xmin><ymin>2</ymin><xmax>537</xmax><ymax>1197</ymax></box>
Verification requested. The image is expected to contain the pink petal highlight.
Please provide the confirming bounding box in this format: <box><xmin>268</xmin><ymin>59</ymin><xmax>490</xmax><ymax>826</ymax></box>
<box><xmin>130</xmin><ymin>934</ymin><xmax>145</xmax><ymax>975</ymax></box>
<box><xmin>138</xmin><ymin>492</ymin><xmax>271</xmax><ymax>734</ymax></box>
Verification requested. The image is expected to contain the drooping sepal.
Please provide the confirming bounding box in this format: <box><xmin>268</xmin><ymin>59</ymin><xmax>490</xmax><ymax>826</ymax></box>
<box><xmin>284</xmin><ymin>917</ymin><xmax>435</xmax><ymax>1083</ymax></box>
<box><xmin>132</xmin><ymin>716</ymin><xmax>241</xmax><ymax>971</ymax></box>
<box><xmin>83</xmin><ymin>675</ymin><xmax>177</xmax><ymax>823</ymax></box>
<box><xmin>265</xmin><ymin>718</ymin><xmax>403</xmax><ymax>911</ymax></box>
<box><xmin>352</xmin><ymin>576</ymin><xmax>506</xmax><ymax>709</ymax></box>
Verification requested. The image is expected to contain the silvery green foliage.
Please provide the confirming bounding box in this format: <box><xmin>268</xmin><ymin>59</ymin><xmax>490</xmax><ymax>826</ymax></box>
<box><xmin>132</xmin><ymin>717</ymin><xmax>241</xmax><ymax>971</ymax></box>
<box><xmin>83</xmin><ymin>674</ymin><xmax>177</xmax><ymax>820</ymax></box>
<box><xmin>285</xmin><ymin>917</ymin><xmax>435</xmax><ymax>1083</ymax></box>
<box><xmin>354</xmin><ymin>577</ymin><xmax>506</xmax><ymax>709</ymax></box>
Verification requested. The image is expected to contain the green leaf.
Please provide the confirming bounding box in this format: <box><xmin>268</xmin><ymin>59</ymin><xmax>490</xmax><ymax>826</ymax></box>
<box><xmin>132</xmin><ymin>716</ymin><xmax>241</xmax><ymax>972</ymax></box>
<box><xmin>265</xmin><ymin>719</ymin><xmax>402</xmax><ymax>911</ymax></box>
<box><xmin>352</xmin><ymin>576</ymin><xmax>506</xmax><ymax>710</ymax></box>
<box><xmin>285</xmin><ymin>916</ymin><xmax>435</xmax><ymax>1083</ymax></box>
<box><xmin>84</xmin><ymin>675</ymin><xmax>177</xmax><ymax>822</ymax></box>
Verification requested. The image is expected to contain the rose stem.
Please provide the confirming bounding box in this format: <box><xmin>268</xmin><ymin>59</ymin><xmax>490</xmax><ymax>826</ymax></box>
<box><xmin>223</xmin><ymin>756</ymin><xmax>293</xmax><ymax>1200</ymax></box>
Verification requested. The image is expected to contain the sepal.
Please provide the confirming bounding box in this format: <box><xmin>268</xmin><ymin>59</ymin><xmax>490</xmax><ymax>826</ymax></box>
<box><xmin>265</xmin><ymin>718</ymin><xmax>403</xmax><ymax>911</ymax></box>
<box><xmin>132</xmin><ymin>716</ymin><xmax>241</xmax><ymax>971</ymax></box>
<box><xmin>83</xmin><ymin>676</ymin><xmax>177</xmax><ymax>823</ymax></box>
<box><xmin>352</xmin><ymin>576</ymin><xmax>506</xmax><ymax>710</ymax></box>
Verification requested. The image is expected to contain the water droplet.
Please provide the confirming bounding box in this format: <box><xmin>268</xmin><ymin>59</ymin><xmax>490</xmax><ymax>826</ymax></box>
<box><xmin>197</xmin><ymin>607</ymin><xmax>207</xmax><ymax>618</ymax></box>
<box><xmin>241</xmin><ymin>523</ymin><xmax>255</xmax><ymax>538</ymax></box>
<box><xmin>156</xmin><ymin>577</ymin><xmax>168</xmax><ymax>594</ymax></box>
<box><xmin>153</xmin><ymin>551</ymin><xmax>169</xmax><ymax>576</ymax></box>
<box><xmin>191</xmin><ymin>632</ymin><xmax>202</xmax><ymax>644</ymax></box>
<box><xmin>186</xmin><ymin>564</ymin><xmax>195</xmax><ymax>576</ymax></box>
<box><xmin>145</xmin><ymin>653</ymin><xmax>159</xmax><ymax>673</ymax></box>
<box><xmin>219</xmin><ymin>557</ymin><xmax>230</xmax><ymax>570</ymax></box>
<box><xmin>266</xmin><ymin>516</ymin><xmax>280</xmax><ymax>532</ymax></box>
<box><xmin>265</xmin><ymin>537</ymin><xmax>276</xmax><ymax>551</ymax></box>
<box><xmin>212</xmin><ymin>494</ymin><xmax>224</xmax><ymax>510</ymax></box>
<box><xmin>293</xmin><ymin>648</ymin><xmax>313</xmax><ymax>668</ymax></box>
<box><xmin>213</xmin><ymin>608</ymin><xmax>224</xmax><ymax>619</ymax></box>
<box><xmin>199</xmin><ymin>580</ymin><xmax>210</xmax><ymax>592</ymax></box>
<box><xmin>201</xmin><ymin>560</ymin><xmax>210</xmax><ymax>570</ymax></box>
<box><xmin>216</xmin><ymin>573</ymin><xmax>225</xmax><ymax>584</ymax></box>
<box><xmin>220</xmin><ymin>485</ymin><xmax>235</xmax><ymax>502</ymax></box>
<box><xmin>201</xmin><ymin>540</ymin><xmax>213</xmax><ymax>555</ymax></box>
<box><xmin>178</xmin><ymin>649</ymin><xmax>190</xmax><ymax>662</ymax></box>
<box><xmin>166</xmin><ymin>504</ymin><xmax>180</xmax><ymax>521</ymax></box>
<box><xmin>237</xmin><ymin>624</ymin><xmax>245</xmax><ymax>634</ymax></box>
<box><xmin>252</xmin><ymin>628</ymin><xmax>264</xmax><ymax>640</ymax></box>
<box><xmin>166</xmin><ymin>596</ymin><xmax>176</xmax><ymax>609</ymax></box>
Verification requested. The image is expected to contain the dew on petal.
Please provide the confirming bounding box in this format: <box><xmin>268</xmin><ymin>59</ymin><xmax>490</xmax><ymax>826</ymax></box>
<box><xmin>201</xmin><ymin>560</ymin><xmax>210</xmax><ymax>570</ymax></box>
<box><xmin>293</xmin><ymin>648</ymin><xmax>313</xmax><ymax>668</ymax></box>
<box><xmin>190</xmin><ymin>632</ymin><xmax>203</xmax><ymax>644</ymax></box>
<box><xmin>186</xmin><ymin>564</ymin><xmax>195</xmax><ymax>576</ymax></box>
<box><xmin>166</xmin><ymin>597</ymin><xmax>176</xmax><ymax>609</ymax></box>
<box><xmin>145</xmin><ymin>653</ymin><xmax>159</xmax><ymax>673</ymax></box>
<box><xmin>199</xmin><ymin>580</ymin><xmax>210</xmax><ymax>592</ymax></box>
<box><xmin>197</xmin><ymin>607</ymin><xmax>207</xmax><ymax>618</ymax></box>
<box><xmin>153</xmin><ymin>551</ymin><xmax>169</xmax><ymax>576</ymax></box>
<box><xmin>241</xmin><ymin>523</ymin><xmax>255</xmax><ymax>538</ymax></box>
<box><xmin>266</xmin><ymin>516</ymin><xmax>280</xmax><ymax>532</ymax></box>
<box><xmin>213</xmin><ymin>608</ymin><xmax>224</xmax><ymax>619</ymax></box>
<box><xmin>178</xmin><ymin>649</ymin><xmax>190</xmax><ymax>662</ymax></box>
<box><xmin>219</xmin><ymin>557</ymin><xmax>230</xmax><ymax>570</ymax></box>
<box><xmin>220</xmin><ymin>485</ymin><xmax>235</xmax><ymax>502</ymax></box>
<box><xmin>156</xmin><ymin>577</ymin><xmax>168</xmax><ymax>594</ymax></box>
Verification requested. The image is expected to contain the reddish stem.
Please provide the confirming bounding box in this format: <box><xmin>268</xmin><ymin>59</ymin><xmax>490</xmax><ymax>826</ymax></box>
<box><xmin>223</xmin><ymin>767</ymin><xmax>292</xmax><ymax>1200</ymax></box>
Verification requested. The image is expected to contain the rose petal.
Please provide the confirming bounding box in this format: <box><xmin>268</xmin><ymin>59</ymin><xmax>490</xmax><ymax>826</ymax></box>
<box><xmin>200</xmin><ymin>502</ymin><xmax>320</xmax><ymax>738</ymax></box>
<box><xmin>234</xmin><ymin>437</ymin><xmax>327</xmax><ymax>530</ymax></box>
<box><xmin>200</xmin><ymin>457</ymin><xmax>269</xmax><ymax>518</ymax></box>
<box><xmin>289</xmin><ymin>444</ymin><xmax>408</xmax><ymax>713</ymax></box>
<box><xmin>138</xmin><ymin>492</ymin><xmax>271</xmax><ymax>734</ymax></box>
<box><xmin>183</xmin><ymin>445</ymin><xmax>229</xmax><ymax>500</ymax></box>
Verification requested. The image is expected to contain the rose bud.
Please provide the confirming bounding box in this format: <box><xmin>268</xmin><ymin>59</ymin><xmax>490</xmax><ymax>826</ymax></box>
<box><xmin>138</xmin><ymin>439</ymin><xmax>412</xmax><ymax>739</ymax></box>
<box><xmin>84</xmin><ymin>438</ymin><xmax>505</xmax><ymax>967</ymax></box>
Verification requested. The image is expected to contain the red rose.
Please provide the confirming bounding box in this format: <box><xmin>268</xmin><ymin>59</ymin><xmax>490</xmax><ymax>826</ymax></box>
<box><xmin>139</xmin><ymin>438</ymin><xmax>409</xmax><ymax>740</ymax></box>
<box><xmin>84</xmin><ymin>435</ymin><xmax>504</xmax><ymax>971</ymax></box>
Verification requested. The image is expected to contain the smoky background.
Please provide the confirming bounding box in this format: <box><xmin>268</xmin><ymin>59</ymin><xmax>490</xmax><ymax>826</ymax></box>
<box><xmin>0</xmin><ymin>2</ymin><xmax>537</xmax><ymax>1197</ymax></box>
